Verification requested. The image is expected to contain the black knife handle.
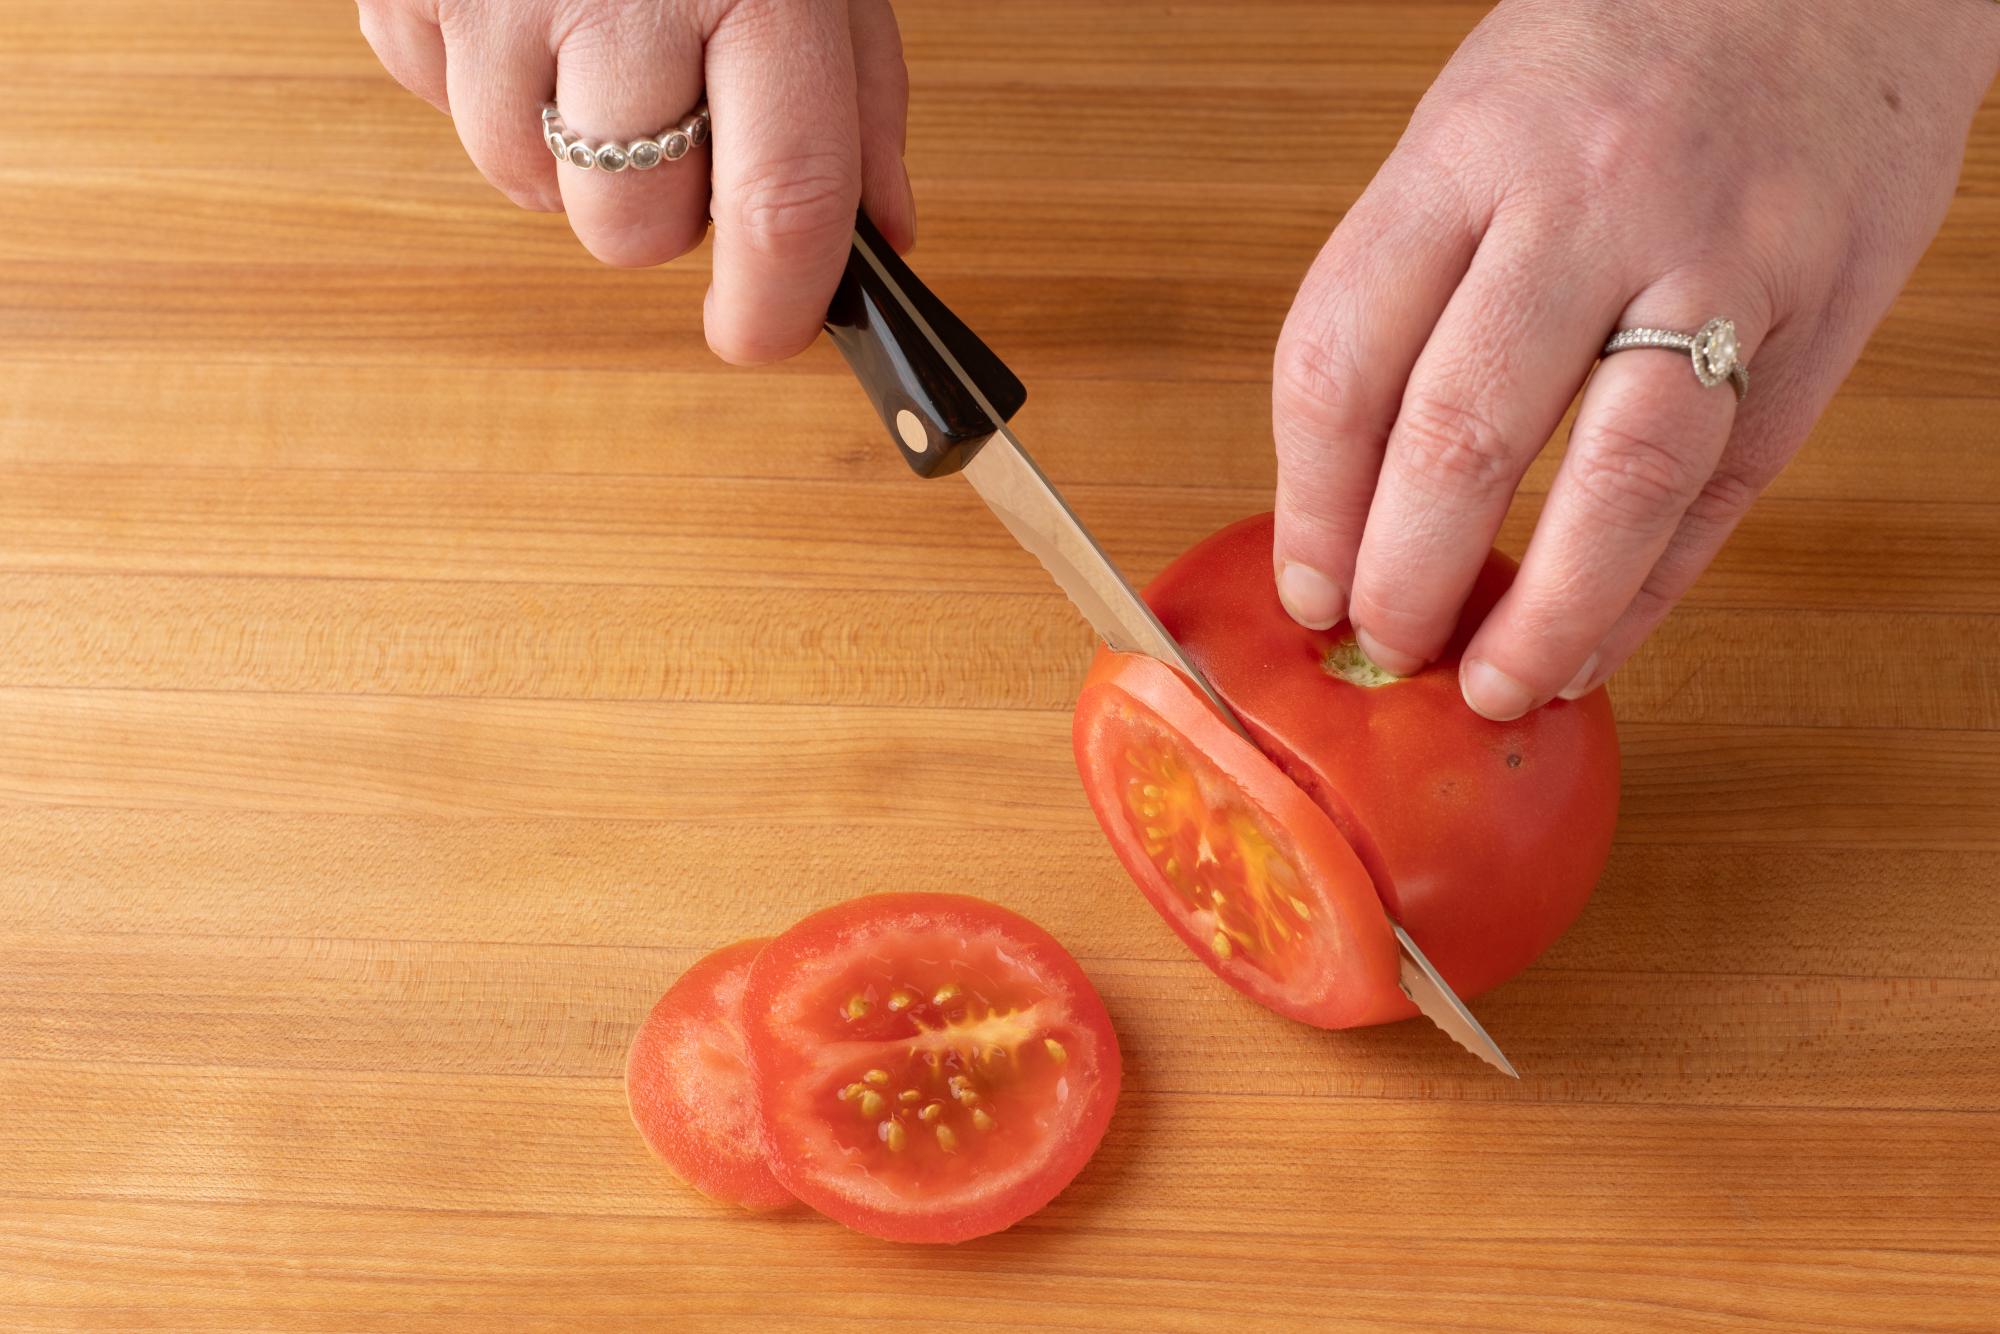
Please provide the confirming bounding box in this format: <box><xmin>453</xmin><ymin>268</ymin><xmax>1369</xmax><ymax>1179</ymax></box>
<box><xmin>823</xmin><ymin>211</ymin><xmax>1026</xmax><ymax>479</ymax></box>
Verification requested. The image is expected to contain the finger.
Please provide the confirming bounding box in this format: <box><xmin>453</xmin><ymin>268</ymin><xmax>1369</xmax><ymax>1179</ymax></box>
<box><xmin>1556</xmin><ymin>336</ymin><xmax>1820</xmax><ymax>699</ymax></box>
<box><xmin>357</xmin><ymin>2</ymin><xmax>449</xmax><ymax>114</ymax></box>
<box><xmin>553</xmin><ymin>8</ymin><xmax>710</xmax><ymax>266</ymax></box>
<box><xmin>849</xmin><ymin>0</ymin><xmax>914</xmax><ymax>252</ymax></box>
<box><xmin>1345</xmin><ymin>220</ymin><xmax>1625</xmax><ymax>675</ymax></box>
<box><xmin>704</xmin><ymin>0</ymin><xmax>862</xmax><ymax>366</ymax></box>
<box><xmin>1458</xmin><ymin>292</ymin><xmax>1768</xmax><ymax>720</ymax></box>
<box><xmin>1549</xmin><ymin>471</ymin><xmax>1757</xmax><ymax>704</ymax></box>
<box><xmin>439</xmin><ymin>6</ymin><xmax>560</xmax><ymax>212</ymax></box>
<box><xmin>1269</xmin><ymin>178</ymin><xmax>1481</xmax><ymax>630</ymax></box>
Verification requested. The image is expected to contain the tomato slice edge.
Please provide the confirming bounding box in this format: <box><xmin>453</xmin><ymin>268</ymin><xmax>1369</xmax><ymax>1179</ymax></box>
<box><xmin>625</xmin><ymin>936</ymin><xmax>794</xmax><ymax>1211</ymax></box>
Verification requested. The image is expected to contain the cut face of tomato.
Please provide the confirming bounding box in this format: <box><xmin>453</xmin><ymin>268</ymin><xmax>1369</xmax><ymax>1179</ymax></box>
<box><xmin>625</xmin><ymin>937</ymin><xmax>793</xmax><ymax>1211</ymax></box>
<box><xmin>1074</xmin><ymin>652</ymin><xmax>1403</xmax><ymax>1029</ymax></box>
<box><xmin>742</xmin><ymin>894</ymin><xmax>1120</xmax><ymax>1244</ymax></box>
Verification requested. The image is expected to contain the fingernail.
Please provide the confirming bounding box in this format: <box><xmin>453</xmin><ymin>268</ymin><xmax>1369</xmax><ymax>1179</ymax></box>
<box><xmin>1557</xmin><ymin>653</ymin><xmax>1601</xmax><ymax>701</ymax></box>
<box><xmin>1462</xmin><ymin>658</ymin><xmax>1537</xmax><ymax>722</ymax></box>
<box><xmin>1353</xmin><ymin>626</ymin><xmax>1424</xmax><ymax>678</ymax></box>
<box><xmin>1276</xmin><ymin>562</ymin><xmax>1345</xmax><ymax>631</ymax></box>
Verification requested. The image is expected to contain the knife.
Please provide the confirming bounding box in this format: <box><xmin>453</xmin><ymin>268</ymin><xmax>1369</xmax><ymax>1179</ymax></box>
<box><xmin>822</xmin><ymin>213</ymin><xmax>1517</xmax><ymax>1078</ymax></box>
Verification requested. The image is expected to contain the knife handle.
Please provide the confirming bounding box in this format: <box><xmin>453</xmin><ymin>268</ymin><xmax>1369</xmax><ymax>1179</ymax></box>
<box><xmin>823</xmin><ymin>211</ymin><xmax>1026</xmax><ymax>479</ymax></box>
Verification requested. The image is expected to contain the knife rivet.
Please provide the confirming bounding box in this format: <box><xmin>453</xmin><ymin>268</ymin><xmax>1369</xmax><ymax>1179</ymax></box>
<box><xmin>894</xmin><ymin>408</ymin><xmax>928</xmax><ymax>455</ymax></box>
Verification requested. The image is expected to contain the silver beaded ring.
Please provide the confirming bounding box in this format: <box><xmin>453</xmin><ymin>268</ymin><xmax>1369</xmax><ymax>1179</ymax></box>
<box><xmin>541</xmin><ymin>98</ymin><xmax>710</xmax><ymax>173</ymax></box>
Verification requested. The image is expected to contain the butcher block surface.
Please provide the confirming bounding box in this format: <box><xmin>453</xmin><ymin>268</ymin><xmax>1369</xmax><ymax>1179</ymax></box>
<box><xmin>2</xmin><ymin>2</ymin><xmax>1997</xmax><ymax>1329</ymax></box>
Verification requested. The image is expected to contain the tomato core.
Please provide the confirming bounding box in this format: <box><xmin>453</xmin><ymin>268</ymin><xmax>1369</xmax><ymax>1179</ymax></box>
<box><xmin>806</xmin><ymin>962</ymin><xmax>1077</xmax><ymax>1181</ymax></box>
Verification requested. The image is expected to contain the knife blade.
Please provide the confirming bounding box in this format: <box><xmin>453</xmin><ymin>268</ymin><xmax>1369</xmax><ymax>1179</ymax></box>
<box><xmin>1393</xmin><ymin>923</ymin><xmax>1518</xmax><ymax>1078</ymax></box>
<box><xmin>825</xmin><ymin>213</ymin><xmax>1517</xmax><ymax>1077</ymax></box>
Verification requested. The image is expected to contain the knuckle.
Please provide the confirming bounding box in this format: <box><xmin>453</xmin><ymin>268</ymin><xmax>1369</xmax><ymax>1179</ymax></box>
<box><xmin>1272</xmin><ymin>331</ymin><xmax>1364</xmax><ymax>443</ymax></box>
<box><xmin>434</xmin><ymin>0</ymin><xmax>484</xmax><ymax>32</ymax></box>
<box><xmin>1684</xmin><ymin>465</ymin><xmax>1764</xmax><ymax>528</ymax></box>
<box><xmin>1390</xmin><ymin>393</ymin><xmax>1518</xmax><ymax>497</ymax></box>
<box><xmin>550</xmin><ymin>0</ymin><xmax>647</xmax><ymax>46</ymax></box>
<box><xmin>1273</xmin><ymin>475</ymin><xmax>1366</xmax><ymax>551</ymax></box>
<box><xmin>729</xmin><ymin>153</ymin><xmax>860</xmax><ymax>252</ymax></box>
<box><xmin>1567</xmin><ymin>420</ymin><xmax>1709</xmax><ymax>529</ymax></box>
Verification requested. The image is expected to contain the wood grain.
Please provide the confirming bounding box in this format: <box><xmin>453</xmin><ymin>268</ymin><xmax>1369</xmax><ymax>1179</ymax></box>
<box><xmin>1</xmin><ymin>1</ymin><xmax>1996</xmax><ymax>1330</ymax></box>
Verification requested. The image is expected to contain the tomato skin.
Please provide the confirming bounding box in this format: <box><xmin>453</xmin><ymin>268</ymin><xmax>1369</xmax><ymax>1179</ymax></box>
<box><xmin>743</xmin><ymin>893</ymin><xmax>1121</xmax><ymax>1245</ymax></box>
<box><xmin>1140</xmin><ymin>513</ymin><xmax>1621</xmax><ymax>1006</ymax></box>
<box><xmin>625</xmin><ymin>937</ymin><xmax>794</xmax><ymax>1211</ymax></box>
<box><xmin>1074</xmin><ymin>653</ymin><xmax>1404</xmax><ymax>1028</ymax></box>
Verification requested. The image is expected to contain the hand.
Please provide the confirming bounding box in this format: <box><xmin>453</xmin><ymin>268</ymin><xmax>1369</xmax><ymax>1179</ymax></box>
<box><xmin>1270</xmin><ymin>0</ymin><xmax>2000</xmax><ymax>719</ymax></box>
<box><xmin>356</xmin><ymin>0</ymin><xmax>914</xmax><ymax>364</ymax></box>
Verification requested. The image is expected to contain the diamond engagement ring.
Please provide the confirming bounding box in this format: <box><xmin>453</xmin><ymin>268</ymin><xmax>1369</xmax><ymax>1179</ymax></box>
<box><xmin>1602</xmin><ymin>317</ymin><xmax>1748</xmax><ymax>400</ymax></box>
<box><xmin>542</xmin><ymin>98</ymin><xmax>710</xmax><ymax>173</ymax></box>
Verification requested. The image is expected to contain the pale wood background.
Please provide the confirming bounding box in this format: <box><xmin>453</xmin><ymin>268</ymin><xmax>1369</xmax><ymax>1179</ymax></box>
<box><xmin>2</xmin><ymin>2</ymin><xmax>1997</xmax><ymax>1329</ymax></box>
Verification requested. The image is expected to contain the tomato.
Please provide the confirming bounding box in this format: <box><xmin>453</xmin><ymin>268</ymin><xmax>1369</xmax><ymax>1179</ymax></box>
<box><xmin>742</xmin><ymin>893</ymin><xmax>1120</xmax><ymax>1244</ymax></box>
<box><xmin>626</xmin><ymin>937</ymin><xmax>793</xmax><ymax>1211</ymax></box>
<box><xmin>1076</xmin><ymin>513</ymin><xmax>1621</xmax><ymax>1023</ymax></box>
<box><xmin>1073</xmin><ymin>652</ymin><xmax>1404</xmax><ymax>1027</ymax></box>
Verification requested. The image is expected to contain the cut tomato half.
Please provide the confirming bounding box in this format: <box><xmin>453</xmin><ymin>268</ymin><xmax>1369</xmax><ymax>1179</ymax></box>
<box><xmin>626</xmin><ymin>937</ymin><xmax>793</xmax><ymax>1211</ymax></box>
<box><xmin>1075</xmin><ymin>653</ymin><xmax>1403</xmax><ymax>1028</ymax></box>
<box><xmin>742</xmin><ymin>893</ymin><xmax>1120</xmax><ymax>1244</ymax></box>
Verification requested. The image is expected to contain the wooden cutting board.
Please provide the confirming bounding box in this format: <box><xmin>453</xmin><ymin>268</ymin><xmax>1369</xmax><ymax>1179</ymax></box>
<box><xmin>2</xmin><ymin>2</ymin><xmax>1996</xmax><ymax>1328</ymax></box>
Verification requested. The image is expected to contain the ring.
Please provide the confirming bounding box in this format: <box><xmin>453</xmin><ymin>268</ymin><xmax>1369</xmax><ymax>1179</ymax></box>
<box><xmin>541</xmin><ymin>98</ymin><xmax>709</xmax><ymax>173</ymax></box>
<box><xmin>1602</xmin><ymin>316</ymin><xmax>1748</xmax><ymax>400</ymax></box>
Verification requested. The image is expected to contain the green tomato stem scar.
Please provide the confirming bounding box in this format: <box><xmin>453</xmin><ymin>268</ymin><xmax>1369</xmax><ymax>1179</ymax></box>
<box><xmin>1323</xmin><ymin>636</ymin><xmax>1402</xmax><ymax>688</ymax></box>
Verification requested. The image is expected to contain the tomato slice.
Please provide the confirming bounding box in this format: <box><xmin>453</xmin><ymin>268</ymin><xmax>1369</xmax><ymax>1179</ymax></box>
<box><xmin>742</xmin><ymin>893</ymin><xmax>1120</xmax><ymax>1244</ymax></box>
<box><xmin>1074</xmin><ymin>652</ymin><xmax>1403</xmax><ymax>1028</ymax></box>
<box><xmin>625</xmin><ymin>937</ymin><xmax>793</xmax><ymax>1211</ymax></box>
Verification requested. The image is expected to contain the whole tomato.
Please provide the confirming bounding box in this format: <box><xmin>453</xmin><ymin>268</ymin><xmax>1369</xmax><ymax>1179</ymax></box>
<box><xmin>1075</xmin><ymin>513</ymin><xmax>1619</xmax><ymax>1024</ymax></box>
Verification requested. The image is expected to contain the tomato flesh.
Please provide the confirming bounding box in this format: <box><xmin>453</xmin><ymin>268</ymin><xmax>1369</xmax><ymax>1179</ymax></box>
<box><xmin>743</xmin><ymin>893</ymin><xmax>1120</xmax><ymax>1244</ymax></box>
<box><xmin>1075</xmin><ymin>653</ymin><xmax>1403</xmax><ymax>1029</ymax></box>
<box><xmin>625</xmin><ymin>936</ymin><xmax>792</xmax><ymax>1211</ymax></box>
<box><xmin>1115</xmin><ymin>730</ymin><xmax>1319</xmax><ymax>970</ymax></box>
